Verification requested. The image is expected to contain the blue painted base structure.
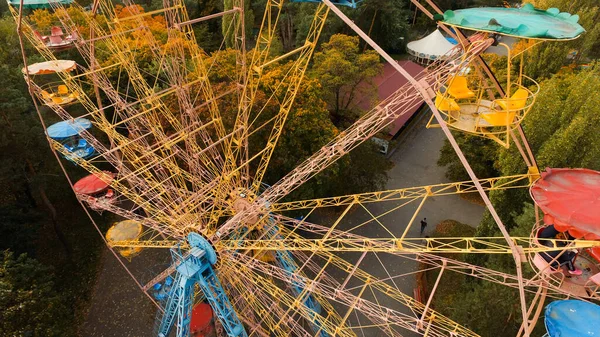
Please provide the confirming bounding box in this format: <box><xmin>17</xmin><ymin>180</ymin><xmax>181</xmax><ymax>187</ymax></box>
<box><xmin>157</xmin><ymin>233</ymin><xmax>247</xmax><ymax>337</ymax></box>
<box><xmin>290</xmin><ymin>0</ymin><xmax>361</xmax><ymax>9</ymax></box>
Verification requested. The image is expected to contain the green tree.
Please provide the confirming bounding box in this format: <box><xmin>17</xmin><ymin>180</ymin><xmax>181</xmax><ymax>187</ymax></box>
<box><xmin>411</xmin><ymin>0</ymin><xmax>505</xmax><ymax>33</ymax></box>
<box><xmin>422</xmin><ymin>220</ymin><xmax>474</xmax><ymax>325</ymax></box>
<box><xmin>311</xmin><ymin>34</ymin><xmax>382</xmax><ymax>126</ymax></box>
<box><xmin>437</xmin><ymin>132</ymin><xmax>501</xmax><ymax>182</ymax></box>
<box><xmin>222</xmin><ymin>0</ymin><xmax>254</xmax><ymax>48</ymax></box>
<box><xmin>496</xmin><ymin>64</ymin><xmax>600</xmax><ymax>176</ymax></box>
<box><xmin>431</xmin><ymin>205</ymin><xmax>546</xmax><ymax>337</ymax></box>
<box><xmin>278</xmin><ymin>2</ymin><xmax>347</xmax><ymax>52</ymax></box>
<box><xmin>0</xmin><ymin>251</ymin><xmax>73</xmax><ymax>337</ymax></box>
<box><xmin>0</xmin><ymin>14</ymin><xmax>104</xmax><ymax>336</ymax></box>
<box><xmin>480</xmin><ymin>64</ymin><xmax>600</xmax><ymax>233</ymax></box>
<box><xmin>434</xmin><ymin>64</ymin><xmax>600</xmax><ymax>337</ymax></box>
<box><xmin>0</xmin><ymin>208</ymin><xmax>40</xmax><ymax>256</ymax></box>
<box><xmin>263</xmin><ymin>76</ymin><xmax>340</xmax><ymax>198</ymax></box>
<box><xmin>252</xmin><ymin>61</ymin><xmax>391</xmax><ymax>201</ymax></box>
<box><xmin>206</xmin><ymin>47</ymin><xmax>391</xmax><ymax>202</ymax></box>
<box><xmin>520</xmin><ymin>0</ymin><xmax>600</xmax><ymax>79</ymax></box>
<box><xmin>357</xmin><ymin>0</ymin><xmax>411</xmax><ymax>52</ymax></box>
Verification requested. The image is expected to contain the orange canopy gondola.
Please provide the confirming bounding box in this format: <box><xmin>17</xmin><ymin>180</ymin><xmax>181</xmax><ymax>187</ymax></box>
<box><xmin>531</xmin><ymin>168</ymin><xmax>600</xmax><ymax>240</ymax></box>
<box><xmin>22</xmin><ymin>60</ymin><xmax>76</xmax><ymax>75</ymax></box>
<box><xmin>73</xmin><ymin>171</ymin><xmax>114</xmax><ymax>195</ymax></box>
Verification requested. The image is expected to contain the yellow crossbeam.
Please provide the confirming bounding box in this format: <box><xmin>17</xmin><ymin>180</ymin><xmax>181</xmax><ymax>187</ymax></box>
<box><xmin>270</xmin><ymin>174</ymin><xmax>533</xmax><ymax>211</ymax></box>
<box><xmin>217</xmin><ymin>237</ymin><xmax>600</xmax><ymax>254</ymax></box>
<box><xmin>108</xmin><ymin>236</ymin><xmax>600</xmax><ymax>255</ymax></box>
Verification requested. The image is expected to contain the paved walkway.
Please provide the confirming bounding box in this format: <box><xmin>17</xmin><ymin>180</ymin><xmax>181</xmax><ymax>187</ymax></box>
<box><xmin>309</xmin><ymin>114</ymin><xmax>486</xmax><ymax>336</ymax></box>
<box><xmin>384</xmin><ymin>113</ymin><xmax>485</xmax><ymax>228</ymax></box>
<box><xmin>81</xmin><ymin>246</ymin><xmax>170</xmax><ymax>336</ymax></box>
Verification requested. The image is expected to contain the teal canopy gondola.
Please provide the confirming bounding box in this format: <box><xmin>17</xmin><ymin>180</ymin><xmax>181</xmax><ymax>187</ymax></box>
<box><xmin>289</xmin><ymin>0</ymin><xmax>361</xmax><ymax>9</ymax></box>
<box><xmin>8</xmin><ymin>0</ymin><xmax>73</xmax><ymax>9</ymax></box>
<box><xmin>46</xmin><ymin>118</ymin><xmax>92</xmax><ymax>140</ymax></box>
<box><xmin>439</xmin><ymin>3</ymin><xmax>585</xmax><ymax>40</ymax></box>
<box><xmin>545</xmin><ymin>300</ymin><xmax>600</xmax><ymax>337</ymax></box>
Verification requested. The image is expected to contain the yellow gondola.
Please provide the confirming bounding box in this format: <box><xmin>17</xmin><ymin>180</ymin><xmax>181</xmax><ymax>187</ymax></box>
<box><xmin>428</xmin><ymin>41</ymin><xmax>540</xmax><ymax>148</ymax></box>
<box><xmin>106</xmin><ymin>220</ymin><xmax>143</xmax><ymax>258</ymax></box>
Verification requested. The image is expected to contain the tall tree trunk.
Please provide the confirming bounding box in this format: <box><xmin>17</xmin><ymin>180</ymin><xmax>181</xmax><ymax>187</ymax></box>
<box><xmin>363</xmin><ymin>9</ymin><xmax>378</xmax><ymax>52</ymax></box>
<box><xmin>22</xmin><ymin>179</ymin><xmax>37</xmax><ymax>209</ymax></box>
<box><xmin>24</xmin><ymin>158</ymin><xmax>72</xmax><ymax>258</ymax></box>
<box><xmin>280</xmin><ymin>14</ymin><xmax>294</xmax><ymax>51</ymax></box>
<box><xmin>38</xmin><ymin>187</ymin><xmax>73</xmax><ymax>259</ymax></box>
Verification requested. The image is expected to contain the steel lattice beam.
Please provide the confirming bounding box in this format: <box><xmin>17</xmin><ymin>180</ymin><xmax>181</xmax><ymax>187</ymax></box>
<box><xmin>269</xmin><ymin>174</ymin><xmax>533</xmax><ymax>211</ymax></box>
<box><xmin>108</xmin><ymin>236</ymin><xmax>600</xmax><ymax>255</ymax></box>
<box><xmin>213</xmin><ymin>37</ymin><xmax>493</xmax><ymax>240</ymax></box>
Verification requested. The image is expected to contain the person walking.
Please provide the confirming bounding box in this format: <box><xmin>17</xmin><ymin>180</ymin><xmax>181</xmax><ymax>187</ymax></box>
<box><xmin>420</xmin><ymin>218</ymin><xmax>428</xmax><ymax>235</ymax></box>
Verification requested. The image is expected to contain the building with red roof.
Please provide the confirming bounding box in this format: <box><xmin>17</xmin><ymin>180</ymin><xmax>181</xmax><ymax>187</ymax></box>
<box><xmin>357</xmin><ymin>60</ymin><xmax>426</xmax><ymax>138</ymax></box>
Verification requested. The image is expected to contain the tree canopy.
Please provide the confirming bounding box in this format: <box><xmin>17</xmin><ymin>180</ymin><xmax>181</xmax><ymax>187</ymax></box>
<box><xmin>3</xmin><ymin>0</ymin><xmax>598</xmax><ymax>335</ymax></box>
<box><xmin>311</xmin><ymin>34</ymin><xmax>382</xmax><ymax>126</ymax></box>
<box><xmin>0</xmin><ymin>14</ymin><xmax>104</xmax><ymax>337</ymax></box>
<box><xmin>0</xmin><ymin>251</ymin><xmax>73</xmax><ymax>337</ymax></box>
<box><xmin>434</xmin><ymin>5</ymin><xmax>600</xmax><ymax>334</ymax></box>
<box><xmin>518</xmin><ymin>0</ymin><xmax>600</xmax><ymax>79</ymax></box>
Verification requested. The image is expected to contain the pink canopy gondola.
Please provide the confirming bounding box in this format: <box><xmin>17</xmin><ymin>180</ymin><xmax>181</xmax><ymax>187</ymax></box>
<box><xmin>531</xmin><ymin>168</ymin><xmax>600</xmax><ymax>240</ymax></box>
<box><xmin>73</xmin><ymin>171</ymin><xmax>114</xmax><ymax>195</ymax></box>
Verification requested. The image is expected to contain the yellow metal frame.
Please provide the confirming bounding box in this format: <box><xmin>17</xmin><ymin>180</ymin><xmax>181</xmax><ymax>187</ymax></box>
<box><xmin>269</xmin><ymin>173</ymin><xmax>532</xmax><ymax>212</ymax></box>
<box><xmin>427</xmin><ymin>39</ymin><xmax>541</xmax><ymax>148</ymax></box>
<box><xmin>11</xmin><ymin>1</ymin><xmax>587</xmax><ymax>336</ymax></box>
<box><xmin>109</xmin><ymin>237</ymin><xmax>600</xmax><ymax>255</ymax></box>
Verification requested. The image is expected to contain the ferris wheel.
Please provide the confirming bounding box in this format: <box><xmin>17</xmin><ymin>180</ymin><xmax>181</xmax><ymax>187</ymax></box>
<box><xmin>9</xmin><ymin>0</ymin><xmax>600</xmax><ymax>336</ymax></box>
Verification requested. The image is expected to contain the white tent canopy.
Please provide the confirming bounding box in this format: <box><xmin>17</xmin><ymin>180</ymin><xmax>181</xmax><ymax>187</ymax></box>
<box><xmin>407</xmin><ymin>29</ymin><xmax>457</xmax><ymax>61</ymax></box>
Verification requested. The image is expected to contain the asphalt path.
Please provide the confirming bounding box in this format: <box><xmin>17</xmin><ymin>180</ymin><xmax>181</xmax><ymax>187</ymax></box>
<box><xmin>304</xmin><ymin>113</ymin><xmax>486</xmax><ymax>336</ymax></box>
<box><xmin>80</xmin><ymin>238</ymin><xmax>171</xmax><ymax>336</ymax></box>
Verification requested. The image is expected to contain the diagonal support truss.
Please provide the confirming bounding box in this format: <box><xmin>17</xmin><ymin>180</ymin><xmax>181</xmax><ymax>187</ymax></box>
<box><xmin>249</xmin><ymin>4</ymin><xmax>329</xmax><ymax>195</ymax></box>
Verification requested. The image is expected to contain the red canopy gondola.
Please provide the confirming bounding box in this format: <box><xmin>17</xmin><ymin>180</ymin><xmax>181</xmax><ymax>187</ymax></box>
<box><xmin>531</xmin><ymin>168</ymin><xmax>600</xmax><ymax>240</ymax></box>
<box><xmin>190</xmin><ymin>302</ymin><xmax>214</xmax><ymax>337</ymax></box>
<box><xmin>73</xmin><ymin>171</ymin><xmax>114</xmax><ymax>195</ymax></box>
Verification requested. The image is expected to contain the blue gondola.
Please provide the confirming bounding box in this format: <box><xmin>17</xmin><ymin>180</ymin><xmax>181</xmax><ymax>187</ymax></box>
<box><xmin>46</xmin><ymin>118</ymin><xmax>96</xmax><ymax>161</ymax></box>
<box><xmin>545</xmin><ymin>300</ymin><xmax>600</xmax><ymax>337</ymax></box>
<box><xmin>153</xmin><ymin>276</ymin><xmax>174</xmax><ymax>302</ymax></box>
